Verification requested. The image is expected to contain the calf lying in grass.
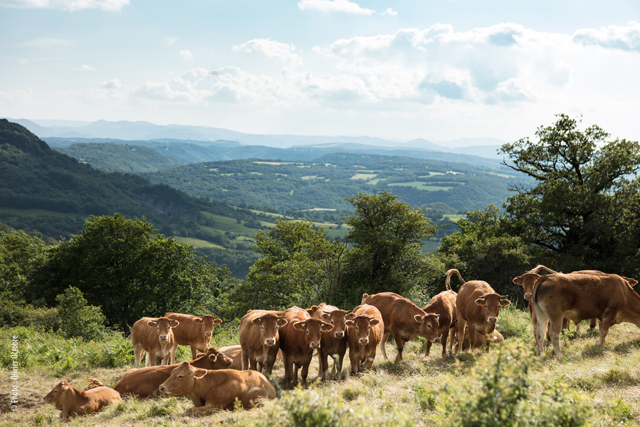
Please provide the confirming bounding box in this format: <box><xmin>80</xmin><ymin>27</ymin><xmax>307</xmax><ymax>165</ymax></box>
<box><xmin>44</xmin><ymin>378</ymin><xmax>121</xmax><ymax>420</ymax></box>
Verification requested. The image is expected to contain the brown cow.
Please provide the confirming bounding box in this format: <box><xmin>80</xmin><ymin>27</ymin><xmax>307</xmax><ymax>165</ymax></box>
<box><xmin>44</xmin><ymin>379</ymin><xmax>121</xmax><ymax>420</ymax></box>
<box><xmin>159</xmin><ymin>362</ymin><xmax>276</xmax><ymax>414</ymax></box>
<box><xmin>279</xmin><ymin>306</ymin><xmax>333</xmax><ymax>389</ymax></box>
<box><xmin>313</xmin><ymin>304</ymin><xmax>349</xmax><ymax>381</ymax></box>
<box><xmin>533</xmin><ymin>273</ymin><xmax>640</xmax><ymax>356</ymax></box>
<box><xmin>422</xmin><ymin>289</ymin><xmax>457</xmax><ymax>357</ymax></box>
<box><xmin>131</xmin><ymin>317</ymin><xmax>179</xmax><ymax>368</ymax></box>
<box><xmin>361</xmin><ymin>292</ymin><xmax>438</xmax><ymax>362</ymax></box>
<box><xmin>165</xmin><ymin>312</ymin><xmax>222</xmax><ymax>363</ymax></box>
<box><xmin>218</xmin><ymin>345</ymin><xmax>243</xmax><ymax>370</ymax></box>
<box><xmin>239</xmin><ymin>310</ymin><xmax>288</xmax><ymax>376</ymax></box>
<box><xmin>114</xmin><ymin>347</ymin><xmax>233</xmax><ymax>398</ymax></box>
<box><xmin>448</xmin><ymin>269</ymin><xmax>510</xmax><ymax>352</ymax></box>
<box><xmin>345</xmin><ymin>304</ymin><xmax>384</xmax><ymax>375</ymax></box>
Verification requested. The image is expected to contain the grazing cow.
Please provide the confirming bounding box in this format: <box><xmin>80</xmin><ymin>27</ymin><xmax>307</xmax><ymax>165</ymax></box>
<box><xmin>165</xmin><ymin>312</ymin><xmax>222</xmax><ymax>363</ymax></box>
<box><xmin>131</xmin><ymin>317</ymin><xmax>179</xmax><ymax>368</ymax></box>
<box><xmin>44</xmin><ymin>379</ymin><xmax>121</xmax><ymax>420</ymax></box>
<box><xmin>448</xmin><ymin>269</ymin><xmax>510</xmax><ymax>352</ymax></box>
<box><xmin>159</xmin><ymin>362</ymin><xmax>276</xmax><ymax>414</ymax></box>
<box><xmin>361</xmin><ymin>292</ymin><xmax>438</xmax><ymax>362</ymax></box>
<box><xmin>114</xmin><ymin>347</ymin><xmax>233</xmax><ymax>398</ymax></box>
<box><xmin>239</xmin><ymin>310</ymin><xmax>287</xmax><ymax>375</ymax></box>
<box><xmin>533</xmin><ymin>273</ymin><xmax>640</xmax><ymax>356</ymax></box>
<box><xmin>422</xmin><ymin>289</ymin><xmax>457</xmax><ymax>357</ymax></box>
<box><xmin>218</xmin><ymin>345</ymin><xmax>243</xmax><ymax>370</ymax></box>
<box><xmin>312</xmin><ymin>304</ymin><xmax>349</xmax><ymax>381</ymax></box>
<box><xmin>279</xmin><ymin>306</ymin><xmax>333</xmax><ymax>389</ymax></box>
<box><xmin>345</xmin><ymin>304</ymin><xmax>384</xmax><ymax>375</ymax></box>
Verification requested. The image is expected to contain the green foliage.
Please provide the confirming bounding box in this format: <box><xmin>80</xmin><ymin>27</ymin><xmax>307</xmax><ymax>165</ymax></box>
<box><xmin>28</xmin><ymin>214</ymin><xmax>231</xmax><ymax>331</ymax></box>
<box><xmin>414</xmin><ymin>385</ymin><xmax>437</xmax><ymax>411</ymax></box>
<box><xmin>55</xmin><ymin>286</ymin><xmax>106</xmax><ymax>341</ymax></box>
<box><xmin>0</xmin><ymin>300</ymin><xmax>59</xmax><ymax>330</ymax></box>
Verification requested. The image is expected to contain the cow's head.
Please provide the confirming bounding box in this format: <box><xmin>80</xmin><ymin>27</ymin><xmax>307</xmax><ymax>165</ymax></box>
<box><xmin>195</xmin><ymin>315</ymin><xmax>223</xmax><ymax>340</ymax></box>
<box><xmin>159</xmin><ymin>362</ymin><xmax>205</xmax><ymax>397</ymax></box>
<box><xmin>252</xmin><ymin>313</ymin><xmax>288</xmax><ymax>347</ymax></box>
<box><xmin>414</xmin><ymin>313</ymin><xmax>441</xmax><ymax>343</ymax></box>
<box><xmin>44</xmin><ymin>380</ymin><xmax>70</xmax><ymax>404</ymax></box>
<box><xmin>345</xmin><ymin>315</ymin><xmax>380</xmax><ymax>346</ymax></box>
<box><xmin>320</xmin><ymin>309</ymin><xmax>348</xmax><ymax>339</ymax></box>
<box><xmin>513</xmin><ymin>273</ymin><xmax>540</xmax><ymax>301</ymax></box>
<box><xmin>191</xmin><ymin>347</ymin><xmax>233</xmax><ymax>369</ymax></box>
<box><xmin>475</xmin><ymin>293</ymin><xmax>510</xmax><ymax>324</ymax></box>
<box><xmin>293</xmin><ymin>318</ymin><xmax>333</xmax><ymax>349</ymax></box>
<box><xmin>147</xmin><ymin>317</ymin><xmax>179</xmax><ymax>341</ymax></box>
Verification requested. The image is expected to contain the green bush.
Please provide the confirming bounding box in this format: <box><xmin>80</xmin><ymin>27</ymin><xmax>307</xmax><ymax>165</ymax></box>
<box><xmin>56</xmin><ymin>286</ymin><xmax>105</xmax><ymax>341</ymax></box>
<box><xmin>0</xmin><ymin>299</ymin><xmax>59</xmax><ymax>331</ymax></box>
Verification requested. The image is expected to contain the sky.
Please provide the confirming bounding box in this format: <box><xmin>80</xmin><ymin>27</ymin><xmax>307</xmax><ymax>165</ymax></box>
<box><xmin>1</xmin><ymin>0</ymin><xmax>640</xmax><ymax>142</ymax></box>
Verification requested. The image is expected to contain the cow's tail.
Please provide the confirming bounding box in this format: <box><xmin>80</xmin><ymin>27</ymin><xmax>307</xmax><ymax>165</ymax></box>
<box><xmin>529</xmin><ymin>264</ymin><xmax>558</xmax><ymax>275</ymax></box>
<box><xmin>85</xmin><ymin>378</ymin><xmax>106</xmax><ymax>389</ymax></box>
<box><xmin>445</xmin><ymin>269</ymin><xmax>465</xmax><ymax>291</ymax></box>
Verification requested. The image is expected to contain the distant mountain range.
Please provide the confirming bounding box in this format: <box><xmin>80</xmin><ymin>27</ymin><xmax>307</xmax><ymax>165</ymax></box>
<box><xmin>6</xmin><ymin>118</ymin><xmax>508</xmax><ymax>160</ymax></box>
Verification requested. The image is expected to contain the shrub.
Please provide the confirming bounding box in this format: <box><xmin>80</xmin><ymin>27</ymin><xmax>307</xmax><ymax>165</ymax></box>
<box><xmin>0</xmin><ymin>299</ymin><xmax>59</xmax><ymax>331</ymax></box>
<box><xmin>56</xmin><ymin>286</ymin><xmax>106</xmax><ymax>341</ymax></box>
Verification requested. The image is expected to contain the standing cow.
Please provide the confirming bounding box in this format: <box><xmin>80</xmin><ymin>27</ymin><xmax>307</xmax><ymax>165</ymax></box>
<box><xmin>447</xmin><ymin>269</ymin><xmax>510</xmax><ymax>352</ymax></box>
<box><xmin>422</xmin><ymin>289</ymin><xmax>457</xmax><ymax>357</ymax></box>
<box><xmin>345</xmin><ymin>304</ymin><xmax>384</xmax><ymax>375</ymax></box>
<box><xmin>279</xmin><ymin>306</ymin><xmax>333</xmax><ymax>389</ymax></box>
<box><xmin>313</xmin><ymin>304</ymin><xmax>349</xmax><ymax>381</ymax></box>
<box><xmin>165</xmin><ymin>312</ymin><xmax>222</xmax><ymax>363</ymax></box>
<box><xmin>239</xmin><ymin>310</ymin><xmax>287</xmax><ymax>376</ymax></box>
<box><xmin>131</xmin><ymin>317</ymin><xmax>180</xmax><ymax>368</ymax></box>
<box><xmin>361</xmin><ymin>292</ymin><xmax>439</xmax><ymax>362</ymax></box>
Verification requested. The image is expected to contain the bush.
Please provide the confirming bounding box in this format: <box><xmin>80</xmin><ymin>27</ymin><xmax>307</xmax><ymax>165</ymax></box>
<box><xmin>0</xmin><ymin>299</ymin><xmax>59</xmax><ymax>331</ymax></box>
<box><xmin>56</xmin><ymin>286</ymin><xmax>106</xmax><ymax>341</ymax></box>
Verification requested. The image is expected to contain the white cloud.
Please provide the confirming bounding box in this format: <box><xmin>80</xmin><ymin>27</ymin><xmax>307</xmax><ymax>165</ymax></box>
<box><xmin>573</xmin><ymin>21</ymin><xmax>640</xmax><ymax>53</ymax></box>
<box><xmin>165</xmin><ymin>36</ymin><xmax>177</xmax><ymax>47</ymax></box>
<box><xmin>79</xmin><ymin>64</ymin><xmax>95</xmax><ymax>71</ymax></box>
<box><xmin>179</xmin><ymin>50</ymin><xmax>193</xmax><ymax>62</ymax></box>
<box><xmin>0</xmin><ymin>0</ymin><xmax>129</xmax><ymax>11</ymax></box>
<box><xmin>22</xmin><ymin>37</ymin><xmax>71</xmax><ymax>48</ymax></box>
<box><xmin>381</xmin><ymin>8</ymin><xmax>397</xmax><ymax>16</ymax></box>
<box><xmin>298</xmin><ymin>0</ymin><xmax>374</xmax><ymax>15</ymax></box>
<box><xmin>19</xmin><ymin>58</ymin><xmax>29</xmax><ymax>65</ymax></box>
<box><xmin>233</xmin><ymin>39</ymin><xmax>300</xmax><ymax>65</ymax></box>
<box><xmin>100</xmin><ymin>78</ymin><xmax>123</xmax><ymax>89</ymax></box>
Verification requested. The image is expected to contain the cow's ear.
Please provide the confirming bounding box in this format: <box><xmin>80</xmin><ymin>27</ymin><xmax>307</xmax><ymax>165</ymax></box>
<box><xmin>475</xmin><ymin>298</ymin><xmax>486</xmax><ymax>306</ymax></box>
<box><xmin>346</xmin><ymin>312</ymin><xmax>356</xmax><ymax>319</ymax></box>
<box><xmin>345</xmin><ymin>320</ymin><xmax>355</xmax><ymax>327</ymax></box>
<box><xmin>293</xmin><ymin>321</ymin><xmax>306</xmax><ymax>331</ymax></box>
<box><xmin>194</xmin><ymin>318</ymin><xmax>203</xmax><ymax>324</ymax></box>
<box><xmin>320</xmin><ymin>313</ymin><xmax>331</xmax><ymax>322</ymax></box>
<box><xmin>194</xmin><ymin>369</ymin><xmax>207</xmax><ymax>379</ymax></box>
<box><xmin>369</xmin><ymin>319</ymin><xmax>380</xmax><ymax>326</ymax></box>
<box><xmin>322</xmin><ymin>323</ymin><xmax>334</xmax><ymax>332</ymax></box>
<box><xmin>214</xmin><ymin>318</ymin><xmax>223</xmax><ymax>325</ymax></box>
<box><xmin>500</xmin><ymin>299</ymin><xmax>511</xmax><ymax>307</ymax></box>
<box><xmin>252</xmin><ymin>318</ymin><xmax>263</xmax><ymax>326</ymax></box>
<box><xmin>276</xmin><ymin>318</ymin><xmax>288</xmax><ymax>327</ymax></box>
<box><xmin>208</xmin><ymin>354</ymin><xmax>218</xmax><ymax>363</ymax></box>
<box><xmin>147</xmin><ymin>320</ymin><xmax>158</xmax><ymax>328</ymax></box>
<box><xmin>414</xmin><ymin>314</ymin><xmax>425</xmax><ymax>323</ymax></box>
<box><xmin>169</xmin><ymin>320</ymin><xmax>180</xmax><ymax>328</ymax></box>
<box><xmin>512</xmin><ymin>277</ymin><xmax>522</xmax><ymax>285</ymax></box>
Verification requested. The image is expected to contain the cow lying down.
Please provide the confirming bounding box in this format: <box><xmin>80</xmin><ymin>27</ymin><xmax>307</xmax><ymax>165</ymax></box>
<box><xmin>114</xmin><ymin>347</ymin><xmax>233</xmax><ymax>398</ymax></box>
<box><xmin>44</xmin><ymin>378</ymin><xmax>121</xmax><ymax>420</ymax></box>
<box><xmin>159</xmin><ymin>362</ymin><xmax>276</xmax><ymax>415</ymax></box>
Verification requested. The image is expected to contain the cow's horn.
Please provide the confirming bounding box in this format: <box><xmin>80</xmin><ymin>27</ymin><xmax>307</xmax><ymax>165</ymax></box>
<box><xmin>499</xmin><ymin>295</ymin><xmax>509</xmax><ymax>299</ymax></box>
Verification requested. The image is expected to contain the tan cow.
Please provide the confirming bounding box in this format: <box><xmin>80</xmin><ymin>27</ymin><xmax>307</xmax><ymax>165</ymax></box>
<box><xmin>533</xmin><ymin>273</ymin><xmax>640</xmax><ymax>356</ymax></box>
<box><xmin>165</xmin><ymin>312</ymin><xmax>222</xmax><ymax>363</ymax></box>
<box><xmin>448</xmin><ymin>269</ymin><xmax>510</xmax><ymax>352</ymax></box>
<box><xmin>44</xmin><ymin>378</ymin><xmax>121</xmax><ymax>420</ymax></box>
<box><xmin>361</xmin><ymin>292</ymin><xmax>438</xmax><ymax>362</ymax></box>
<box><xmin>159</xmin><ymin>362</ymin><xmax>276</xmax><ymax>414</ymax></box>
<box><xmin>239</xmin><ymin>310</ymin><xmax>287</xmax><ymax>375</ymax></box>
<box><xmin>345</xmin><ymin>304</ymin><xmax>384</xmax><ymax>375</ymax></box>
<box><xmin>131</xmin><ymin>317</ymin><xmax>180</xmax><ymax>368</ymax></box>
<box><xmin>279</xmin><ymin>306</ymin><xmax>333</xmax><ymax>389</ymax></box>
<box><xmin>218</xmin><ymin>345</ymin><xmax>243</xmax><ymax>370</ymax></box>
<box><xmin>114</xmin><ymin>347</ymin><xmax>233</xmax><ymax>398</ymax></box>
<box><xmin>422</xmin><ymin>289</ymin><xmax>457</xmax><ymax>357</ymax></box>
<box><xmin>313</xmin><ymin>304</ymin><xmax>349</xmax><ymax>381</ymax></box>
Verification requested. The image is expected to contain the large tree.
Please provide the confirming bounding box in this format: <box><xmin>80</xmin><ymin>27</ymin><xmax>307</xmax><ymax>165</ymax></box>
<box><xmin>28</xmin><ymin>214</ymin><xmax>230</xmax><ymax>330</ymax></box>
<box><xmin>500</xmin><ymin>114</ymin><xmax>640</xmax><ymax>274</ymax></box>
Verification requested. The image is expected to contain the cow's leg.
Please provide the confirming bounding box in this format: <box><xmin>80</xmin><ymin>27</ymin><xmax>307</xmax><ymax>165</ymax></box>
<box><xmin>335</xmin><ymin>353</ymin><xmax>344</xmax><ymax>379</ymax></box>
<box><xmin>441</xmin><ymin>329</ymin><xmax>450</xmax><ymax>357</ymax></box>
<box><xmin>534</xmin><ymin>308</ymin><xmax>548</xmax><ymax>356</ymax></box>
<box><xmin>190</xmin><ymin>345</ymin><xmax>198</xmax><ymax>361</ymax></box>
<box><xmin>590</xmin><ymin>318</ymin><xmax>597</xmax><ymax>330</ymax></box>
<box><xmin>185</xmin><ymin>403</ymin><xmax>220</xmax><ymax>415</ymax></box>
<box><xmin>241</xmin><ymin>349</ymin><xmax>249</xmax><ymax>371</ymax></box>
<box><xmin>283</xmin><ymin>353</ymin><xmax>294</xmax><ymax>390</ymax></box>
<box><xmin>574</xmin><ymin>320</ymin><xmax>581</xmax><ymax>333</ymax></box>
<box><xmin>425</xmin><ymin>340</ymin><xmax>432</xmax><ymax>357</ymax></box>
<box><xmin>364</xmin><ymin>354</ymin><xmax>375</xmax><ymax>370</ymax></box>
<box><xmin>169</xmin><ymin>343</ymin><xmax>177</xmax><ymax>365</ymax></box>
<box><xmin>456</xmin><ymin>318</ymin><xmax>467</xmax><ymax>353</ymax></box>
<box><xmin>562</xmin><ymin>318</ymin><xmax>570</xmax><ymax>332</ymax></box>
<box><xmin>134</xmin><ymin>345</ymin><xmax>143</xmax><ymax>369</ymax></box>
<box><xmin>548</xmin><ymin>317</ymin><xmax>563</xmax><ymax>356</ymax></box>
<box><xmin>379</xmin><ymin>332</ymin><xmax>390</xmax><ymax>360</ymax></box>
<box><xmin>301</xmin><ymin>358</ymin><xmax>311</xmax><ymax>388</ymax></box>
<box><xmin>598</xmin><ymin>310</ymin><xmax>617</xmax><ymax>346</ymax></box>
<box><xmin>249</xmin><ymin>357</ymin><xmax>258</xmax><ymax>371</ymax></box>
<box><xmin>468</xmin><ymin>326</ymin><xmax>478</xmax><ymax>351</ymax></box>
<box><xmin>146</xmin><ymin>351</ymin><xmax>154</xmax><ymax>367</ymax></box>
<box><xmin>349</xmin><ymin>349</ymin><xmax>359</xmax><ymax>375</ymax></box>
<box><xmin>319</xmin><ymin>351</ymin><xmax>329</xmax><ymax>382</ymax></box>
<box><xmin>264</xmin><ymin>355</ymin><xmax>276</xmax><ymax>377</ymax></box>
<box><xmin>484</xmin><ymin>335</ymin><xmax>491</xmax><ymax>353</ymax></box>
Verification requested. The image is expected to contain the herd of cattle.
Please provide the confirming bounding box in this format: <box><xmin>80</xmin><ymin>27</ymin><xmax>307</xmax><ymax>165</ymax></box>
<box><xmin>43</xmin><ymin>266</ymin><xmax>640</xmax><ymax>419</ymax></box>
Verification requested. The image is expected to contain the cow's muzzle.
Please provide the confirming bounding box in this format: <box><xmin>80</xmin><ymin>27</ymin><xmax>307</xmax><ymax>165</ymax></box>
<box><xmin>310</xmin><ymin>342</ymin><xmax>321</xmax><ymax>349</ymax></box>
<box><xmin>487</xmin><ymin>317</ymin><xmax>498</xmax><ymax>324</ymax></box>
<box><xmin>334</xmin><ymin>331</ymin><xmax>345</xmax><ymax>339</ymax></box>
<box><xmin>159</xmin><ymin>335</ymin><xmax>169</xmax><ymax>340</ymax></box>
<box><xmin>205</xmin><ymin>332</ymin><xmax>212</xmax><ymax>337</ymax></box>
<box><xmin>431</xmin><ymin>337</ymin><xmax>440</xmax><ymax>343</ymax></box>
<box><xmin>524</xmin><ymin>293</ymin><xmax>532</xmax><ymax>300</ymax></box>
<box><xmin>264</xmin><ymin>338</ymin><xmax>276</xmax><ymax>346</ymax></box>
<box><xmin>359</xmin><ymin>338</ymin><xmax>369</xmax><ymax>344</ymax></box>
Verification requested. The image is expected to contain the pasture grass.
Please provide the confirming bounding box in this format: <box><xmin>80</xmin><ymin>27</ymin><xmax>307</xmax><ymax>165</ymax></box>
<box><xmin>2</xmin><ymin>308</ymin><xmax>640</xmax><ymax>426</ymax></box>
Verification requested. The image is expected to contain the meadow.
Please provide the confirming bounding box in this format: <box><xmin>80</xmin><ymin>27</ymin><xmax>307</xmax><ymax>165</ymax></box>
<box><xmin>1</xmin><ymin>306</ymin><xmax>639</xmax><ymax>426</ymax></box>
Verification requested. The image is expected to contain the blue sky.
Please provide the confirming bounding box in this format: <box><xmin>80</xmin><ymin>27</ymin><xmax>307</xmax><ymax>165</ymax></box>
<box><xmin>1</xmin><ymin>0</ymin><xmax>639</xmax><ymax>142</ymax></box>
